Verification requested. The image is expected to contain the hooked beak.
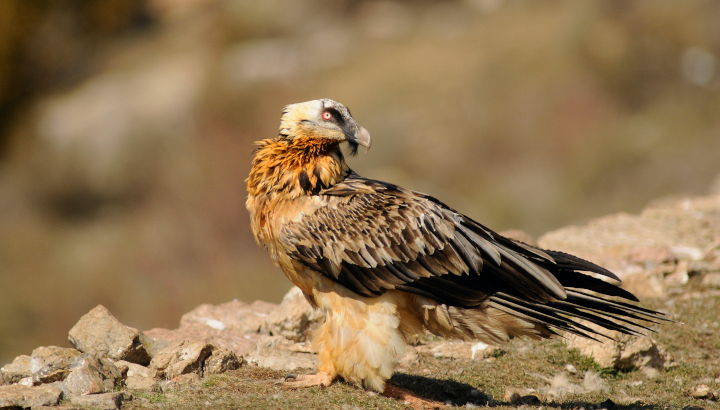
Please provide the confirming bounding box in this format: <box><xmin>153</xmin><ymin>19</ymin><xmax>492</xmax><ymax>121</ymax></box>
<box><xmin>353</xmin><ymin>127</ymin><xmax>371</xmax><ymax>149</ymax></box>
<box><xmin>346</xmin><ymin>126</ymin><xmax>371</xmax><ymax>155</ymax></box>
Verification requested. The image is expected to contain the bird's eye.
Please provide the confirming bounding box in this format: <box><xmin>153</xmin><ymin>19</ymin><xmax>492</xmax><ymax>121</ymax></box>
<box><xmin>321</xmin><ymin>111</ymin><xmax>333</xmax><ymax>121</ymax></box>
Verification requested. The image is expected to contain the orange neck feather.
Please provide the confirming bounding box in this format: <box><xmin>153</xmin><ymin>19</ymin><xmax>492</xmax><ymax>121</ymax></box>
<box><xmin>246</xmin><ymin>137</ymin><xmax>350</xmax><ymax>199</ymax></box>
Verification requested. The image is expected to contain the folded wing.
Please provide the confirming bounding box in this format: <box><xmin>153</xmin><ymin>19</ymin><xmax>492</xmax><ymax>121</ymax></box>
<box><xmin>280</xmin><ymin>175</ymin><xmax>664</xmax><ymax>339</ymax></box>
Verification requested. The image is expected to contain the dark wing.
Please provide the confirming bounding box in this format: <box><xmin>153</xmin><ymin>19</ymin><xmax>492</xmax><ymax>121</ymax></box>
<box><xmin>280</xmin><ymin>176</ymin><xmax>664</xmax><ymax>337</ymax></box>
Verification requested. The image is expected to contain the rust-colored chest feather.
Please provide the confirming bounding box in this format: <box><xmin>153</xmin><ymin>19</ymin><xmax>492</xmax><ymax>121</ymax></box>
<box><xmin>245</xmin><ymin>137</ymin><xmax>349</xmax><ymax>261</ymax></box>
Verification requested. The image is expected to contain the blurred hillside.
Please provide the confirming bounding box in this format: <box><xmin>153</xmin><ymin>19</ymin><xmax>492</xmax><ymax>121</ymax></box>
<box><xmin>1</xmin><ymin>0</ymin><xmax>719</xmax><ymax>364</ymax></box>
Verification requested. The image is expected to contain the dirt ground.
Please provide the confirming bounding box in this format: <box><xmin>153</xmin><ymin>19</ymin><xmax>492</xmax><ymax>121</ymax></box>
<box><xmin>119</xmin><ymin>287</ymin><xmax>719</xmax><ymax>409</ymax></box>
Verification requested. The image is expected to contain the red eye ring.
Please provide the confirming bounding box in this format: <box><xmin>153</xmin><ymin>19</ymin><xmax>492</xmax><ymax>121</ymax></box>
<box><xmin>321</xmin><ymin>111</ymin><xmax>333</xmax><ymax>121</ymax></box>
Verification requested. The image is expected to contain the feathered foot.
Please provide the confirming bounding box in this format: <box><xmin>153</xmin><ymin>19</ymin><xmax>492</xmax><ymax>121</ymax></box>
<box><xmin>383</xmin><ymin>383</ymin><xmax>445</xmax><ymax>409</ymax></box>
<box><xmin>282</xmin><ymin>372</ymin><xmax>335</xmax><ymax>388</ymax></box>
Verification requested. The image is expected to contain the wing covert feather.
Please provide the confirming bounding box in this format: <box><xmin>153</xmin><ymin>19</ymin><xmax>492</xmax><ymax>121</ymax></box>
<box><xmin>279</xmin><ymin>176</ymin><xmax>569</xmax><ymax>307</ymax></box>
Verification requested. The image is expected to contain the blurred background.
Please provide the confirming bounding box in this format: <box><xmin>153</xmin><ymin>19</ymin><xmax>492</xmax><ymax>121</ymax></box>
<box><xmin>1</xmin><ymin>0</ymin><xmax>719</xmax><ymax>364</ymax></box>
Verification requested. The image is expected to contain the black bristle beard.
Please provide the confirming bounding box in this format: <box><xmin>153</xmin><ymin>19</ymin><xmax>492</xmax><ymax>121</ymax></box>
<box><xmin>348</xmin><ymin>141</ymin><xmax>359</xmax><ymax>156</ymax></box>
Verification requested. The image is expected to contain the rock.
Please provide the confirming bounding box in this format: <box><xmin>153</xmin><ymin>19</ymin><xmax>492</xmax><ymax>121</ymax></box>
<box><xmin>701</xmin><ymin>272</ymin><xmax>720</xmax><ymax>289</ymax></box>
<box><xmin>564</xmin><ymin>364</ymin><xmax>577</xmax><ymax>374</ymax></box>
<box><xmin>17</xmin><ymin>376</ymin><xmax>34</xmax><ymax>386</ymax></box>
<box><xmin>31</xmin><ymin>346</ymin><xmax>82</xmax><ymax>383</ymax></box>
<box><xmin>564</xmin><ymin>323</ymin><xmax>666</xmax><ymax>371</ymax></box>
<box><xmin>62</xmin><ymin>355</ymin><xmax>121</xmax><ymax>397</ymax></box>
<box><xmin>116</xmin><ymin>360</ymin><xmax>158</xmax><ymax>390</ymax></box>
<box><xmin>63</xmin><ymin>358</ymin><xmax>105</xmax><ymax>396</ymax></box>
<box><xmin>145</xmin><ymin>299</ymin><xmax>276</xmax><ymax>358</ymax></box>
<box><xmin>69</xmin><ymin>391</ymin><xmax>127</xmax><ymax>409</ymax></box>
<box><xmin>204</xmin><ymin>348</ymin><xmax>244</xmax><ymax>375</ymax></box>
<box><xmin>688</xmin><ymin>384</ymin><xmax>718</xmax><ymax>400</ymax></box>
<box><xmin>262</xmin><ymin>287</ymin><xmax>323</xmax><ymax>342</ymax></box>
<box><xmin>180</xmin><ymin>299</ymin><xmax>276</xmax><ymax>335</ymax></box>
<box><xmin>0</xmin><ymin>384</ymin><xmax>62</xmax><ymax>407</ymax></box>
<box><xmin>0</xmin><ymin>355</ymin><xmax>32</xmax><ymax>384</ymax></box>
<box><xmin>150</xmin><ymin>341</ymin><xmax>213</xmax><ymax>379</ymax></box>
<box><xmin>621</xmin><ymin>271</ymin><xmax>667</xmax><ymax>299</ymax></box>
<box><xmin>616</xmin><ymin>336</ymin><xmax>666</xmax><ymax>370</ymax></box>
<box><xmin>246</xmin><ymin>335</ymin><xmax>315</xmax><ymax>371</ymax></box>
<box><xmin>538</xmin><ymin>195</ymin><xmax>720</xmax><ymax>295</ymax></box>
<box><xmin>68</xmin><ymin>305</ymin><xmax>150</xmax><ymax>365</ymax></box>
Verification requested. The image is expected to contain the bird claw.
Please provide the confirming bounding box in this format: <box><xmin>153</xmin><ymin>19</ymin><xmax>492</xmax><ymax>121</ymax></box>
<box><xmin>281</xmin><ymin>372</ymin><xmax>334</xmax><ymax>389</ymax></box>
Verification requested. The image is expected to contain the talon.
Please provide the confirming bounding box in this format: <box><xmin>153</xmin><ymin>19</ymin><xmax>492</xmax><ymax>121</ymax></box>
<box><xmin>282</xmin><ymin>372</ymin><xmax>334</xmax><ymax>389</ymax></box>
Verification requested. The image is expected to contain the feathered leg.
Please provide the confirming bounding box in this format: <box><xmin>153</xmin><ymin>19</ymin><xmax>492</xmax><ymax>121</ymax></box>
<box><xmin>307</xmin><ymin>290</ymin><xmax>406</xmax><ymax>392</ymax></box>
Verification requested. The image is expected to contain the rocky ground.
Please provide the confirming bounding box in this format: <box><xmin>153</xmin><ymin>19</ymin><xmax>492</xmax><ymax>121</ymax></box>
<box><xmin>2</xmin><ymin>194</ymin><xmax>720</xmax><ymax>409</ymax></box>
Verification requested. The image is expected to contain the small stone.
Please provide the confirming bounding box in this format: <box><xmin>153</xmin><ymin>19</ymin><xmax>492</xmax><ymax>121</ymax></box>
<box><xmin>68</xmin><ymin>305</ymin><xmax>151</xmax><ymax>365</ymax></box>
<box><xmin>701</xmin><ymin>273</ymin><xmax>720</xmax><ymax>289</ymax></box>
<box><xmin>0</xmin><ymin>384</ymin><xmax>62</xmax><ymax>407</ymax></box>
<box><xmin>116</xmin><ymin>360</ymin><xmax>158</xmax><ymax>390</ymax></box>
<box><xmin>69</xmin><ymin>391</ymin><xmax>126</xmax><ymax>410</ymax></box>
<box><xmin>665</xmin><ymin>261</ymin><xmax>690</xmax><ymax>287</ymax></box>
<box><xmin>565</xmin><ymin>322</ymin><xmax>666</xmax><ymax>372</ymax></box>
<box><xmin>564</xmin><ymin>364</ymin><xmax>577</xmax><ymax>374</ymax></box>
<box><xmin>0</xmin><ymin>355</ymin><xmax>32</xmax><ymax>384</ymax></box>
<box><xmin>616</xmin><ymin>337</ymin><xmax>666</xmax><ymax>371</ymax></box>
<box><xmin>688</xmin><ymin>384</ymin><xmax>718</xmax><ymax>400</ymax></box>
<box><xmin>31</xmin><ymin>346</ymin><xmax>82</xmax><ymax>383</ymax></box>
<box><xmin>63</xmin><ymin>356</ymin><xmax>107</xmax><ymax>396</ymax></box>
<box><xmin>18</xmin><ymin>376</ymin><xmax>34</xmax><ymax>386</ymax></box>
<box><xmin>151</xmin><ymin>341</ymin><xmax>213</xmax><ymax>379</ymax></box>
<box><xmin>204</xmin><ymin>348</ymin><xmax>244</xmax><ymax>375</ymax></box>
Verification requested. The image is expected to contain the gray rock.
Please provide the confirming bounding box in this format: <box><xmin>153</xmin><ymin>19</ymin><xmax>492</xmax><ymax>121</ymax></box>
<box><xmin>0</xmin><ymin>384</ymin><xmax>62</xmax><ymax>407</ymax></box>
<box><xmin>69</xmin><ymin>391</ymin><xmax>127</xmax><ymax>409</ymax></box>
<box><xmin>150</xmin><ymin>341</ymin><xmax>213</xmax><ymax>379</ymax></box>
<box><xmin>204</xmin><ymin>347</ymin><xmax>244</xmax><ymax>375</ymax></box>
<box><xmin>68</xmin><ymin>305</ymin><xmax>150</xmax><ymax>365</ymax></box>
<box><xmin>31</xmin><ymin>346</ymin><xmax>82</xmax><ymax>383</ymax></box>
<box><xmin>0</xmin><ymin>354</ymin><xmax>32</xmax><ymax>384</ymax></box>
